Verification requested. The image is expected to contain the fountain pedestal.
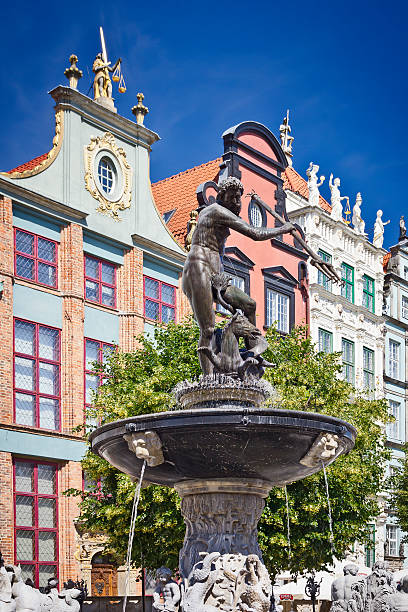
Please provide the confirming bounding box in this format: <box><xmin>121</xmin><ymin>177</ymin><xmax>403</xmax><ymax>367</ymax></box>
<box><xmin>175</xmin><ymin>478</ymin><xmax>271</xmax><ymax>579</ymax></box>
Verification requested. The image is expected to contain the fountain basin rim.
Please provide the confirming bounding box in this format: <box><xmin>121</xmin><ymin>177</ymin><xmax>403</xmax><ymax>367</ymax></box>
<box><xmin>90</xmin><ymin>405</ymin><xmax>357</xmax><ymax>445</ymax></box>
<box><xmin>90</xmin><ymin>406</ymin><xmax>356</xmax><ymax>487</ymax></box>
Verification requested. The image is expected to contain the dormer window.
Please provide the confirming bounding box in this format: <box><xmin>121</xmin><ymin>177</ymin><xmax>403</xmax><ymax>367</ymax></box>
<box><xmin>97</xmin><ymin>157</ymin><xmax>115</xmax><ymax>195</ymax></box>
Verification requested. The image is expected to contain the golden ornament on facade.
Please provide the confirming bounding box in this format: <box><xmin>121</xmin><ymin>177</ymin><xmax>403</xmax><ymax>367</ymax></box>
<box><xmin>84</xmin><ymin>131</ymin><xmax>132</xmax><ymax>220</ymax></box>
<box><xmin>1</xmin><ymin>110</ymin><xmax>64</xmax><ymax>178</ymax></box>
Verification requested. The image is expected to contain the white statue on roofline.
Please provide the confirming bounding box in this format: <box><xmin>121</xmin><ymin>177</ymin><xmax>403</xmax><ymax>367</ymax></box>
<box><xmin>306</xmin><ymin>162</ymin><xmax>325</xmax><ymax>208</ymax></box>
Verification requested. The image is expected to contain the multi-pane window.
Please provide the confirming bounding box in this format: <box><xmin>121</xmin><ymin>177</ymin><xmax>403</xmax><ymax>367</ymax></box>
<box><xmin>14</xmin><ymin>319</ymin><xmax>60</xmax><ymax>430</ymax></box>
<box><xmin>402</xmin><ymin>296</ymin><xmax>408</xmax><ymax>320</ymax></box>
<box><xmin>389</xmin><ymin>339</ymin><xmax>400</xmax><ymax>379</ymax></box>
<box><xmin>362</xmin><ymin>275</ymin><xmax>375</xmax><ymax>313</ymax></box>
<box><xmin>386</xmin><ymin>525</ymin><xmax>398</xmax><ymax>557</ymax></box>
<box><xmin>14</xmin><ymin>229</ymin><xmax>58</xmax><ymax>288</ymax></box>
<box><xmin>363</xmin><ymin>347</ymin><xmax>375</xmax><ymax>392</ymax></box>
<box><xmin>85</xmin><ymin>339</ymin><xmax>114</xmax><ymax>428</ymax></box>
<box><xmin>318</xmin><ymin>328</ymin><xmax>333</xmax><ymax>353</ymax></box>
<box><xmin>341</xmin><ymin>263</ymin><xmax>354</xmax><ymax>303</ymax></box>
<box><xmin>266</xmin><ymin>289</ymin><xmax>289</xmax><ymax>333</ymax></box>
<box><xmin>14</xmin><ymin>460</ymin><xmax>58</xmax><ymax>588</ymax></box>
<box><xmin>387</xmin><ymin>400</ymin><xmax>401</xmax><ymax>440</ymax></box>
<box><xmin>84</xmin><ymin>255</ymin><xmax>116</xmax><ymax>308</ymax></box>
<box><xmin>217</xmin><ymin>274</ymin><xmax>245</xmax><ymax>315</ymax></box>
<box><xmin>342</xmin><ymin>338</ymin><xmax>355</xmax><ymax>384</ymax></box>
<box><xmin>317</xmin><ymin>250</ymin><xmax>332</xmax><ymax>291</ymax></box>
<box><xmin>97</xmin><ymin>157</ymin><xmax>115</xmax><ymax>194</ymax></box>
<box><xmin>144</xmin><ymin>277</ymin><xmax>176</xmax><ymax>323</ymax></box>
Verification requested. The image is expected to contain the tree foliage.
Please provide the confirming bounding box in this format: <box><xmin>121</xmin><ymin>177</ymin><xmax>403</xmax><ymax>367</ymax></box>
<box><xmin>67</xmin><ymin>319</ymin><xmax>390</xmax><ymax>576</ymax></box>
<box><xmin>390</xmin><ymin>444</ymin><xmax>408</xmax><ymax>538</ymax></box>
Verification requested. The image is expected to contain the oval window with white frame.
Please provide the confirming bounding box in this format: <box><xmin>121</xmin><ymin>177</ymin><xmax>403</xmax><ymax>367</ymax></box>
<box><xmin>93</xmin><ymin>149</ymin><xmax>124</xmax><ymax>203</ymax></box>
<box><xmin>84</xmin><ymin>131</ymin><xmax>133</xmax><ymax>220</ymax></box>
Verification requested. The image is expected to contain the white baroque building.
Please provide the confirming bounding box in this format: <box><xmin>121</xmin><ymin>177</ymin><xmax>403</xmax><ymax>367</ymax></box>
<box><xmin>283</xmin><ymin>164</ymin><xmax>388</xmax><ymax>566</ymax></box>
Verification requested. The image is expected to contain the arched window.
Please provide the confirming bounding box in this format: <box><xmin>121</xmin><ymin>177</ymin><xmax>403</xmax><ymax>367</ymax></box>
<box><xmin>97</xmin><ymin>157</ymin><xmax>115</xmax><ymax>194</ymax></box>
<box><xmin>248</xmin><ymin>201</ymin><xmax>264</xmax><ymax>227</ymax></box>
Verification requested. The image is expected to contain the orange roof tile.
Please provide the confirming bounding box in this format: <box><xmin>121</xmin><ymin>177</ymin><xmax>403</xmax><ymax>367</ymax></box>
<box><xmin>8</xmin><ymin>153</ymin><xmax>48</xmax><ymax>174</ymax></box>
<box><xmin>152</xmin><ymin>159</ymin><xmax>221</xmax><ymax>245</ymax></box>
<box><xmin>383</xmin><ymin>251</ymin><xmax>391</xmax><ymax>272</ymax></box>
<box><xmin>153</xmin><ymin>160</ymin><xmax>332</xmax><ymax>247</ymax></box>
<box><xmin>283</xmin><ymin>166</ymin><xmax>331</xmax><ymax>212</ymax></box>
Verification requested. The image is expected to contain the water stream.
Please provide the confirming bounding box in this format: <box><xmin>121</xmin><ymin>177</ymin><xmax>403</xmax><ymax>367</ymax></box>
<box><xmin>123</xmin><ymin>460</ymin><xmax>147</xmax><ymax>612</ymax></box>
<box><xmin>321</xmin><ymin>462</ymin><xmax>335</xmax><ymax>554</ymax></box>
<box><xmin>284</xmin><ymin>485</ymin><xmax>292</xmax><ymax>560</ymax></box>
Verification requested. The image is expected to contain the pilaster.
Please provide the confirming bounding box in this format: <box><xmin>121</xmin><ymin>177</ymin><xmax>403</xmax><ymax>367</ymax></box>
<box><xmin>60</xmin><ymin>223</ymin><xmax>85</xmax><ymax>434</ymax></box>
<box><xmin>0</xmin><ymin>196</ymin><xmax>14</xmax><ymax>424</ymax></box>
<box><xmin>0</xmin><ymin>452</ymin><xmax>14</xmax><ymax>559</ymax></box>
<box><xmin>117</xmin><ymin>247</ymin><xmax>144</xmax><ymax>351</ymax></box>
<box><xmin>58</xmin><ymin>460</ymin><xmax>82</xmax><ymax>584</ymax></box>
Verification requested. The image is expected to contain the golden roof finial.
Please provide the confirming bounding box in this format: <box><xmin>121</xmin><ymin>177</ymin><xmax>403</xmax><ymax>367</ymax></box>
<box><xmin>131</xmin><ymin>93</ymin><xmax>149</xmax><ymax>125</ymax></box>
<box><xmin>64</xmin><ymin>54</ymin><xmax>83</xmax><ymax>90</ymax></box>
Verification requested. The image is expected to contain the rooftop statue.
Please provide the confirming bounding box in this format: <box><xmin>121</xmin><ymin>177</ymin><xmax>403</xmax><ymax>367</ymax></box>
<box><xmin>306</xmin><ymin>163</ymin><xmax>325</xmax><ymax>208</ymax></box>
<box><xmin>399</xmin><ymin>215</ymin><xmax>406</xmax><ymax>242</ymax></box>
<box><xmin>182</xmin><ymin>177</ymin><xmax>340</xmax><ymax>377</ymax></box>
<box><xmin>329</xmin><ymin>174</ymin><xmax>349</xmax><ymax>222</ymax></box>
<box><xmin>352</xmin><ymin>193</ymin><xmax>366</xmax><ymax>235</ymax></box>
<box><xmin>92</xmin><ymin>53</ymin><xmax>121</xmax><ymax>100</ymax></box>
<box><xmin>279</xmin><ymin>110</ymin><xmax>294</xmax><ymax>164</ymax></box>
<box><xmin>373</xmin><ymin>210</ymin><xmax>390</xmax><ymax>248</ymax></box>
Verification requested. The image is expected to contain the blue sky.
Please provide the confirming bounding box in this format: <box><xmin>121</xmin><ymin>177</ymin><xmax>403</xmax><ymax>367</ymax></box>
<box><xmin>0</xmin><ymin>0</ymin><xmax>406</xmax><ymax>248</ymax></box>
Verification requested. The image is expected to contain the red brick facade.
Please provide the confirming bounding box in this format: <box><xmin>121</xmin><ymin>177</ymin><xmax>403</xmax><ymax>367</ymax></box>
<box><xmin>117</xmin><ymin>247</ymin><xmax>145</xmax><ymax>352</ymax></box>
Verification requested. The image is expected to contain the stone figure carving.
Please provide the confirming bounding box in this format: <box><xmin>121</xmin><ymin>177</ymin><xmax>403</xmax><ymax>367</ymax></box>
<box><xmin>152</xmin><ymin>567</ymin><xmax>181</xmax><ymax>612</ymax></box>
<box><xmin>306</xmin><ymin>163</ymin><xmax>325</xmax><ymax>208</ymax></box>
<box><xmin>0</xmin><ymin>555</ymin><xmax>85</xmax><ymax>612</ymax></box>
<box><xmin>182</xmin><ymin>552</ymin><xmax>221</xmax><ymax>612</ymax></box>
<box><xmin>352</xmin><ymin>193</ymin><xmax>366</xmax><ymax>235</ymax></box>
<box><xmin>329</xmin><ymin>174</ymin><xmax>349</xmax><ymax>222</ymax></box>
<box><xmin>300</xmin><ymin>433</ymin><xmax>340</xmax><ymax>468</ymax></box>
<box><xmin>399</xmin><ymin>216</ymin><xmax>406</xmax><ymax>242</ymax></box>
<box><xmin>331</xmin><ymin>564</ymin><xmax>360</xmax><ymax>611</ymax></box>
<box><xmin>182</xmin><ymin>552</ymin><xmax>271</xmax><ymax>612</ymax></box>
<box><xmin>389</xmin><ymin>575</ymin><xmax>408</xmax><ymax>611</ymax></box>
<box><xmin>233</xmin><ymin>554</ymin><xmax>271</xmax><ymax>611</ymax></box>
<box><xmin>343</xmin><ymin>561</ymin><xmax>395</xmax><ymax>612</ymax></box>
<box><xmin>0</xmin><ymin>554</ymin><xmax>14</xmax><ymax>612</ymax></box>
<box><xmin>373</xmin><ymin>210</ymin><xmax>390</xmax><ymax>248</ymax></box>
<box><xmin>92</xmin><ymin>53</ymin><xmax>122</xmax><ymax>100</ymax></box>
<box><xmin>124</xmin><ymin>430</ymin><xmax>164</xmax><ymax>467</ymax></box>
<box><xmin>182</xmin><ymin>177</ymin><xmax>339</xmax><ymax>377</ymax></box>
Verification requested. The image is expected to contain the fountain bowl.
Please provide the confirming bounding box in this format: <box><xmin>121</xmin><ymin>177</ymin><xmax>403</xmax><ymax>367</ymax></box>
<box><xmin>90</xmin><ymin>406</ymin><xmax>356</xmax><ymax>487</ymax></box>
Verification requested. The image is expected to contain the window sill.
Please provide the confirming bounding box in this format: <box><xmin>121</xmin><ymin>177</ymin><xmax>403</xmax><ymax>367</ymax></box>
<box><xmin>14</xmin><ymin>278</ymin><xmax>60</xmax><ymax>296</ymax></box>
<box><xmin>85</xmin><ymin>300</ymin><xmax>119</xmax><ymax>314</ymax></box>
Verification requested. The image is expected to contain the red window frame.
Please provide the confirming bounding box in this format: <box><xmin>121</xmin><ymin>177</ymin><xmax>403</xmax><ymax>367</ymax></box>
<box><xmin>84</xmin><ymin>338</ymin><xmax>114</xmax><ymax>424</ymax></box>
<box><xmin>84</xmin><ymin>254</ymin><xmax>117</xmax><ymax>308</ymax></box>
<box><xmin>13</xmin><ymin>459</ymin><xmax>59</xmax><ymax>588</ymax></box>
<box><xmin>13</xmin><ymin>318</ymin><xmax>61</xmax><ymax>431</ymax></box>
<box><xmin>14</xmin><ymin>228</ymin><xmax>58</xmax><ymax>289</ymax></box>
<box><xmin>143</xmin><ymin>276</ymin><xmax>177</xmax><ymax>323</ymax></box>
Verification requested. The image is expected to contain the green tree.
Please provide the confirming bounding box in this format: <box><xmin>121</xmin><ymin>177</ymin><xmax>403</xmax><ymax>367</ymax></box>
<box><xmin>67</xmin><ymin>319</ymin><xmax>390</xmax><ymax>576</ymax></box>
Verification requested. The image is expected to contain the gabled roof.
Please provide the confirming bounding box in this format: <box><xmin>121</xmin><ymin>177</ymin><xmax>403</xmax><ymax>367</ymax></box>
<box><xmin>152</xmin><ymin>160</ymin><xmax>331</xmax><ymax>247</ymax></box>
<box><xmin>7</xmin><ymin>153</ymin><xmax>48</xmax><ymax>174</ymax></box>
<box><xmin>283</xmin><ymin>166</ymin><xmax>331</xmax><ymax>212</ymax></box>
<box><xmin>151</xmin><ymin>159</ymin><xmax>221</xmax><ymax>244</ymax></box>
